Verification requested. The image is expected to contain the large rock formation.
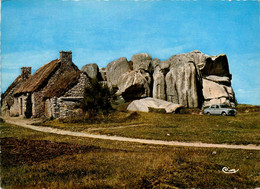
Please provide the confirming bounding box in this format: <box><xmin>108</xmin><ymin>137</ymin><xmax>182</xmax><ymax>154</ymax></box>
<box><xmin>106</xmin><ymin>57</ymin><xmax>131</xmax><ymax>89</ymax></box>
<box><xmin>104</xmin><ymin>50</ymin><xmax>236</xmax><ymax>108</ymax></box>
<box><xmin>127</xmin><ymin>97</ymin><xmax>183</xmax><ymax>113</ymax></box>
<box><xmin>81</xmin><ymin>63</ymin><xmax>99</xmax><ymax>80</ymax></box>
<box><xmin>131</xmin><ymin>53</ymin><xmax>152</xmax><ymax>72</ymax></box>
<box><xmin>25</xmin><ymin>50</ymin><xmax>235</xmax><ymax>112</ymax></box>
<box><xmin>117</xmin><ymin>70</ymin><xmax>151</xmax><ymax>101</ymax></box>
<box><xmin>152</xmin><ymin>65</ymin><xmax>166</xmax><ymax>100</ymax></box>
<box><xmin>202</xmin><ymin>78</ymin><xmax>235</xmax><ymax>107</ymax></box>
<box><xmin>165</xmin><ymin>61</ymin><xmax>199</xmax><ymax>108</ymax></box>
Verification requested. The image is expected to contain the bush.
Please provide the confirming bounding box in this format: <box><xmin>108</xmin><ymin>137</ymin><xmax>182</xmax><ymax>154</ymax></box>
<box><xmin>81</xmin><ymin>79</ymin><xmax>113</xmax><ymax>119</ymax></box>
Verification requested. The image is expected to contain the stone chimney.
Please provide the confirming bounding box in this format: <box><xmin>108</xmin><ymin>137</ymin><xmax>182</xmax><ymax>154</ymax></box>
<box><xmin>21</xmin><ymin>67</ymin><xmax>31</xmax><ymax>80</ymax></box>
<box><xmin>60</xmin><ymin>51</ymin><xmax>72</xmax><ymax>63</ymax></box>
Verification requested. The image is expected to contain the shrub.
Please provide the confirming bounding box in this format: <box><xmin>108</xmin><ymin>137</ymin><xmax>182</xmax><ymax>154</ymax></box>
<box><xmin>81</xmin><ymin>79</ymin><xmax>113</xmax><ymax>119</ymax></box>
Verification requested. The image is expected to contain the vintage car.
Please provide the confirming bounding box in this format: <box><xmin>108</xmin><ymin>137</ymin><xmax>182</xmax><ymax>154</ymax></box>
<box><xmin>203</xmin><ymin>104</ymin><xmax>237</xmax><ymax>116</ymax></box>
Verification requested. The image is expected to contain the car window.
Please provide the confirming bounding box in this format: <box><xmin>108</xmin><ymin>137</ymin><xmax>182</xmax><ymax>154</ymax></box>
<box><xmin>220</xmin><ymin>105</ymin><xmax>228</xmax><ymax>108</ymax></box>
<box><xmin>211</xmin><ymin>105</ymin><xmax>216</xmax><ymax>108</ymax></box>
<box><xmin>216</xmin><ymin>105</ymin><xmax>219</xmax><ymax>108</ymax></box>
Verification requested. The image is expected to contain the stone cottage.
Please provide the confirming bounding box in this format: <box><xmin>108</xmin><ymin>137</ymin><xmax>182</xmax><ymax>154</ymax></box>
<box><xmin>1</xmin><ymin>67</ymin><xmax>32</xmax><ymax>116</ymax></box>
<box><xmin>8</xmin><ymin>51</ymin><xmax>90</xmax><ymax>118</ymax></box>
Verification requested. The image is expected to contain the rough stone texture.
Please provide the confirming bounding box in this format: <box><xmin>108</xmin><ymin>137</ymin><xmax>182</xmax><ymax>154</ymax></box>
<box><xmin>106</xmin><ymin>57</ymin><xmax>131</xmax><ymax>89</ymax></box>
<box><xmin>167</xmin><ymin>50</ymin><xmax>207</xmax><ymax>70</ymax></box>
<box><xmin>21</xmin><ymin>67</ymin><xmax>31</xmax><ymax>80</ymax></box>
<box><xmin>31</xmin><ymin>91</ymin><xmax>45</xmax><ymax>118</ymax></box>
<box><xmin>131</xmin><ymin>53</ymin><xmax>152</xmax><ymax>72</ymax></box>
<box><xmin>167</xmin><ymin>50</ymin><xmax>230</xmax><ymax>77</ymax></box>
<box><xmin>11</xmin><ymin>94</ymin><xmax>30</xmax><ymax>117</ymax></box>
<box><xmin>152</xmin><ymin>66</ymin><xmax>166</xmax><ymax>100</ymax></box>
<box><xmin>81</xmin><ymin>63</ymin><xmax>99</xmax><ymax>80</ymax></box>
<box><xmin>10</xmin><ymin>98</ymin><xmax>19</xmax><ymax>116</ymax></box>
<box><xmin>202</xmin><ymin>54</ymin><xmax>230</xmax><ymax>77</ymax></box>
<box><xmin>166</xmin><ymin>61</ymin><xmax>199</xmax><ymax>108</ymax></box>
<box><xmin>117</xmin><ymin>70</ymin><xmax>151</xmax><ymax>101</ymax></box>
<box><xmin>45</xmin><ymin>99</ymin><xmax>52</xmax><ymax>118</ymax></box>
<box><xmin>56</xmin><ymin>98</ymin><xmax>83</xmax><ymax>118</ymax></box>
<box><xmin>1</xmin><ymin>67</ymin><xmax>31</xmax><ymax>116</ymax></box>
<box><xmin>64</xmin><ymin>73</ymin><xmax>89</xmax><ymax>97</ymax></box>
<box><xmin>60</xmin><ymin>51</ymin><xmax>72</xmax><ymax>64</ymax></box>
<box><xmin>127</xmin><ymin>97</ymin><xmax>183</xmax><ymax>113</ymax></box>
<box><xmin>99</xmin><ymin>67</ymin><xmax>107</xmax><ymax>81</ymax></box>
<box><xmin>205</xmin><ymin>75</ymin><xmax>231</xmax><ymax>86</ymax></box>
<box><xmin>202</xmin><ymin>78</ymin><xmax>235</xmax><ymax>107</ymax></box>
<box><xmin>48</xmin><ymin>73</ymin><xmax>90</xmax><ymax>118</ymax></box>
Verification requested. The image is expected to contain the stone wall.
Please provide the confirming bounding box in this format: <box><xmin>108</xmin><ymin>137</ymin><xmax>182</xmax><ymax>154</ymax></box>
<box><xmin>64</xmin><ymin>73</ymin><xmax>89</xmax><ymax>97</ymax></box>
<box><xmin>10</xmin><ymin>98</ymin><xmax>19</xmax><ymax>116</ymax></box>
<box><xmin>47</xmin><ymin>73</ymin><xmax>89</xmax><ymax>118</ymax></box>
<box><xmin>10</xmin><ymin>94</ymin><xmax>30</xmax><ymax>117</ymax></box>
<box><xmin>32</xmin><ymin>91</ymin><xmax>45</xmax><ymax>118</ymax></box>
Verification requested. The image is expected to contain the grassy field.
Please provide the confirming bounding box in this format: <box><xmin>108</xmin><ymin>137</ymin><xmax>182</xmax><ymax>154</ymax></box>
<box><xmin>39</xmin><ymin>109</ymin><xmax>260</xmax><ymax>145</ymax></box>
<box><xmin>1</xmin><ymin>122</ymin><xmax>260</xmax><ymax>188</ymax></box>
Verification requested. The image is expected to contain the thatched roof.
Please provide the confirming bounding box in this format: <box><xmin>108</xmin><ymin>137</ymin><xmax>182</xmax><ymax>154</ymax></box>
<box><xmin>14</xmin><ymin>59</ymin><xmax>81</xmax><ymax>98</ymax></box>
<box><xmin>2</xmin><ymin>75</ymin><xmax>26</xmax><ymax>107</ymax></box>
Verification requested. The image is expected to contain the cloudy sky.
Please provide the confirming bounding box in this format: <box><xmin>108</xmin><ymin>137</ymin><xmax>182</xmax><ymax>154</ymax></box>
<box><xmin>1</xmin><ymin>0</ymin><xmax>260</xmax><ymax>104</ymax></box>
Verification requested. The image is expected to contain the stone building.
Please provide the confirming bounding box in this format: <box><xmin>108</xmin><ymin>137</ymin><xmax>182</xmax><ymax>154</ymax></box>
<box><xmin>1</xmin><ymin>67</ymin><xmax>32</xmax><ymax>116</ymax></box>
<box><xmin>5</xmin><ymin>51</ymin><xmax>90</xmax><ymax>118</ymax></box>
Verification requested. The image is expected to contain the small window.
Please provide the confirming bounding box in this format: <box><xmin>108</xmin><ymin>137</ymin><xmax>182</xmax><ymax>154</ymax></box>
<box><xmin>211</xmin><ymin>105</ymin><xmax>216</xmax><ymax>108</ymax></box>
<box><xmin>216</xmin><ymin>105</ymin><xmax>219</xmax><ymax>108</ymax></box>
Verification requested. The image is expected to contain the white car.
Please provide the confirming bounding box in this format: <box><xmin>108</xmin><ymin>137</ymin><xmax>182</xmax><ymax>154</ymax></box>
<box><xmin>203</xmin><ymin>104</ymin><xmax>237</xmax><ymax>116</ymax></box>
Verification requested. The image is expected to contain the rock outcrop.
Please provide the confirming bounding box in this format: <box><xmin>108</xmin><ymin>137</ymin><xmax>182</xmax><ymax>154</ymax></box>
<box><xmin>127</xmin><ymin>97</ymin><xmax>183</xmax><ymax>113</ymax></box>
<box><xmin>99</xmin><ymin>67</ymin><xmax>107</xmax><ymax>81</ymax></box>
<box><xmin>165</xmin><ymin>61</ymin><xmax>199</xmax><ymax>108</ymax></box>
<box><xmin>81</xmin><ymin>63</ymin><xmax>99</xmax><ymax>80</ymax></box>
<box><xmin>104</xmin><ymin>50</ymin><xmax>235</xmax><ymax>108</ymax></box>
<box><xmin>202</xmin><ymin>78</ymin><xmax>235</xmax><ymax>107</ymax></box>
<box><xmin>117</xmin><ymin>70</ymin><xmax>151</xmax><ymax>101</ymax></box>
<box><xmin>106</xmin><ymin>57</ymin><xmax>131</xmax><ymax>89</ymax></box>
<box><xmin>131</xmin><ymin>53</ymin><xmax>152</xmax><ymax>72</ymax></box>
<box><xmin>152</xmin><ymin>65</ymin><xmax>166</xmax><ymax>100</ymax></box>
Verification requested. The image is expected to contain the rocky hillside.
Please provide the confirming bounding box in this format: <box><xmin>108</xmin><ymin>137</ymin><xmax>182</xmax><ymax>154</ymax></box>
<box><xmin>81</xmin><ymin>50</ymin><xmax>236</xmax><ymax>108</ymax></box>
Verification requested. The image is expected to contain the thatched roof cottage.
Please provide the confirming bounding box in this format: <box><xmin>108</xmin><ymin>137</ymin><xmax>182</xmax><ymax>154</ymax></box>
<box><xmin>1</xmin><ymin>67</ymin><xmax>32</xmax><ymax>116</ymax></box>
<box><xmin>4</xmin><ymin>51</ymin><xmax>90</xmax><ymax>118</ymax></box>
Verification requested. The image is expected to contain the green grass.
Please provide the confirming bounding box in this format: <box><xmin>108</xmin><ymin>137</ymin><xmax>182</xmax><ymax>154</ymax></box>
<box><xmin>40</xmin><ymin>110</ymin><xmax>260</xmax><ymax>145</ymax></box>
<box><xmin>1</xmin><ymin>122</ymin><xmax>260</xmax><ymax>188</ymax></box>
<box><xmin>94</xmin><ymin>112</ymin><xmax>260</xmax><ymax>145</ymax></box>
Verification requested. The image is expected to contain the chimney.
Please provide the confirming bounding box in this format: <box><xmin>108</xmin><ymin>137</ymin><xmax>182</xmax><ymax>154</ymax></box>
<box><xmin>21</xmin><ymin>67</ymin><xmax>31</xmax><ymax>80</ymax></box>
<box><xmin>59</xmin><ymin>51</ymin><xmax>72</xmax><ymax>63</ymax></box>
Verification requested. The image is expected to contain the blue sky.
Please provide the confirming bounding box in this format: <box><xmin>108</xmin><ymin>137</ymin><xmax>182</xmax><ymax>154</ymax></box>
<box><xmin>1</xmin><ymin>0</ymin><xmax>260</xmax><ymax>104</ymax></box>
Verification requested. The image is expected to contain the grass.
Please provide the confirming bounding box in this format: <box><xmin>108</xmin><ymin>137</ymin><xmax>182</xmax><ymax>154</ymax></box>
<box><xmin>1</xmin><ymin>122</ymin><xmax>260</xmax><ymax>188</ymax></box>
<box><xmin>39</xmin><ymin>109</ymin><xmax>260</xmax><ymax>145</ymax></box>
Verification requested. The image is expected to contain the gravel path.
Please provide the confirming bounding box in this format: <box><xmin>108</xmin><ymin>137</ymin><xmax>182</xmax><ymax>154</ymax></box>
<box><xmin>3</xmin><ymin>117</ymin><xmax>260</xmax><ymax>151</ymax></box>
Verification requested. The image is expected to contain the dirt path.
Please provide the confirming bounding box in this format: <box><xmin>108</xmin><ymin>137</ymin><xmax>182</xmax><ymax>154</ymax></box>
<box><xmin>88</xmin><ymin>123</ymin><xmax>150</xmax><ymax>131</ymax></box>
<box><xmin>3</xmin><ymin>117</ymin><xmax>260</xmax><ymax>151</ymax></box>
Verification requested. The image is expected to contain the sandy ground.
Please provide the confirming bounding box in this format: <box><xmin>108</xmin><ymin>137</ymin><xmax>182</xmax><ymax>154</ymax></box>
<box><xmin>2</xmin><ymin>116</ymin><xmax>260</xmax><ymax>151</ymax></box>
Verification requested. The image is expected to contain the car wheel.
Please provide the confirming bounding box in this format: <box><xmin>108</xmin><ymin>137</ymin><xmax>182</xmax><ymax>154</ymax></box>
<box><xmin>207</xmin><ymin>112</ymin><xmax>211</xmax><ymax>115</ymax></box>
<box><xmin>221</xmin><ymin>112</ymin><xmax>227</xmax><ymax>116</ymax></box>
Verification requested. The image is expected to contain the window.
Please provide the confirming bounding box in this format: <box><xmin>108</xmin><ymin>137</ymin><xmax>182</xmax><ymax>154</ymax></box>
<box><xmin>220</xmin><ymin>104</ymin><xmax>228</xmax><ymax>108</ymax></box>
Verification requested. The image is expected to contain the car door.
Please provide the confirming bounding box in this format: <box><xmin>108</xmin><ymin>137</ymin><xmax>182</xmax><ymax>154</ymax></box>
<box><xmin>210</xmin><ymin>105</ymin><xmax>216</xmax><ymax>114</ymax></box>
<box><xmin>215</xmin><ymin>105</ymin><xmax>221</xmax><ymax>115</ymax></box>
